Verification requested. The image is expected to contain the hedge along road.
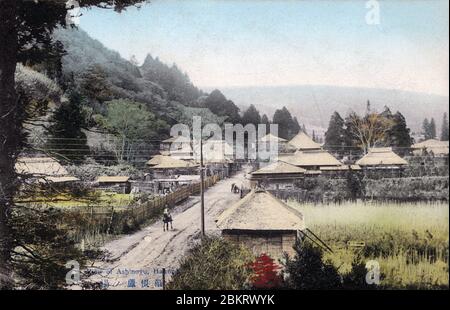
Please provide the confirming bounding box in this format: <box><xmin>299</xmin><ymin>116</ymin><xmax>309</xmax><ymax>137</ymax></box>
<box><xmin>85</xmin><ymin>170</ymin><xmax>248</xmax><ymax>290</ymax></box>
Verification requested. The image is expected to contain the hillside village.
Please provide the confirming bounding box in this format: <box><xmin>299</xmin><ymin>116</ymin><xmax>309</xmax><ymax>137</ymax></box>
<box><xmin>1</xmin><ymin>9</ymin><xmax>449</xmax><ymax>291</ymax></box>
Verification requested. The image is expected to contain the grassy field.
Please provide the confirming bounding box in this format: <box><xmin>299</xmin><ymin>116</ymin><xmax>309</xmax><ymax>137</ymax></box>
<box><xmin>17</xmin><ymin>191</ymin><xmax>135</xmax><ymax>209</ymax></box>
<box><xmin>288</xmin><ymin>201</ymin><xmax>449</xmax><ymax>289</ymax></box>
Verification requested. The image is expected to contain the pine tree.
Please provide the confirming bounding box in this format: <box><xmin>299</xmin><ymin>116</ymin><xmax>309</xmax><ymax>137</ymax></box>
<box><xmin>46</xmin><ymin>91</ymin><xmax>89</xmax><ymax>161</ymax></box>
<box><xmin>441</xmin><ymin>113</ymin><xmax>449</xmax><ymax>141</ymax></box>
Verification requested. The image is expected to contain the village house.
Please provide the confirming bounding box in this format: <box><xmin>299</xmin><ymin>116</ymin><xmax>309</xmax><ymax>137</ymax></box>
<box><xmin>193</xmin><ymin>138</ymin><xmax>235</xmax><ymax>178</ymax></box>
<box><xmin>258</xmin><ymin>133</ymin><xmax>296</xmax><ymax>154</ymax></box>
<box><xmin>15</xmin><ymin>156</ymin><xmax>80</xmax><ymax>188</ymax></box>
<box><xmin>95</xmin><ymin>176</ymin><xmax>131</xmax><ymax>194</ymax></box>
<box><xmin>412</xmin><ymin>139</ymin><xmax>449</xmax><ymax>157</ymax></box>
<box><xmin>248</xmin><ymin>161</ymin><xmax>306</xmax><ymax>190</ymax></box>
<box><xmin>288</xmin><ymin>132</ymin><xmax>322</xmax><ymax>151</ymax></box>
<box><xmin>146</xmin><ymin>155</ymin><xmax>199</xmax><ymax>179</ymax></box>
<box><xmin>356</xmin><ymin>147</ymin><xmax>408</xmax><ymax>176</ymax></box>
<box><xmin>216</xmin><ymin>188</ymin><xmax>305</xmax><ymax>261</ymax></box>
<box><xmin>159</xmin><ymin>136</ymin><xmax>193</xmax><ymax>160</ymax></box>
<box><xmin>279</xmin><ymin>149</ymin><xmax>344</xmax><ymax>172</ymax></box>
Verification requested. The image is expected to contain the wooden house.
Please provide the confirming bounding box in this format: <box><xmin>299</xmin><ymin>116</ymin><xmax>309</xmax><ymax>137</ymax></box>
<box><xmin>159</xmin><ymin>136</ymin><xmax>193</xmax><ymax>160</ymax></box>
<box><xmin>356</xmin><ymin>147</ymin><xmax>408</xmax><ymax>169</ymax></box>
<box><xmin>412</xmin><ymin>139</ymin><xmax>449</xmax><ymax>157</ymax></box>
<box><xmin>249</xmin><ymin>161</ymin><xmax>306</xmax><ymax>189</ymax></box>
<box><xmin>15</xmin><ymin>156</ymin><xmax>80</xmax><ymax>188</ymax></box>
<box><xmin>95</xmin><ymin>176</ymin><xmax>131</xmax><ymax>194</ymax></box>
<box><xmin>146</xmin><ymin>155</ymin><xmax>199</xmax><ymax>178</ymax></box>
<box><xmin>279</xmin><ymin>149</ymin><xmax>344</xmax><ymax>172</ymax></box>
<box><xmin>216</xmin><ymin>189</ymin><xmax>305</xmax><ymax>261</ymax></box>
<box><xmin>258</xmin><ymin>133</ymin><xmax>296</xmax><ymax>154</ymax></box>
<box><xmin>288</xmin><ymin>132</ymin><xmax>322</xmax><ymax>151</ymax></box>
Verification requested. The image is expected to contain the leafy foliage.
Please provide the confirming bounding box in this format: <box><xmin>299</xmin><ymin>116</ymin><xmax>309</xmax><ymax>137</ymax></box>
<box><xmin>248</xmin><ymin>253</ymin><xmax>282</xmax><ymax>289</ymax></box>
<box><xmin>167</xmin><ymin>237</ymin><xmax>254</xmax><ymax>290</ymax></box>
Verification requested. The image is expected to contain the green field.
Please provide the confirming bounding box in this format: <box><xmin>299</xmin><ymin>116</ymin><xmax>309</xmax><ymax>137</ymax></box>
<box><xmin>289</xmin><ymin>201</ymin><xmax>449</xmax><ymax>289</ymax></box>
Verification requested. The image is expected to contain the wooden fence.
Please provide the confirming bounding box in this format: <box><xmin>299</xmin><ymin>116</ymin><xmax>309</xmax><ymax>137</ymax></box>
<box><xmin>68</xmin><ymin>174</ymin><xmax>222</xmax><ymax>236</ymax></box>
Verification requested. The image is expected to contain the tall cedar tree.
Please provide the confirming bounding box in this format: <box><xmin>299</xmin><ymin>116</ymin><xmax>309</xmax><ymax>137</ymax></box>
<box><xmin>429</xmin><ymin>118</ymin><xmax>437</xmax><ymax>139</ymax></box>
<box><xmin>272</xmin><ymin>106</ymin><xmax>298</xmax><ymax>140</ymax></box>
<box><xmin>385</xmin><ymin>111</ymin><xmax>412</xmax><ymax>153</ymax></box>
<box><xmin>46</xmin><ymin>91</ymin><xmax>89</xmax><ymax>161</ymax></box>
<box><xmin>0</xmin><ymin>0</ymin><xmax>146</xmax><ymax>289</ymax></box>
<box><xmin>324</xmin><ymin>111</ymin><xmax>346</xmax><ymax>152</ymax></box>
<box><xmin>241</xmin><ymin>104</ymin><xmax>261</xmax><ymax>127</ymax></box>
<box><xmin>203</xmin><ymin>89</ymin><xmax>241</xmax><ymax>124</ymax></box>
<box><xmin>441</xmin><ymin>113</ymin><xmax>449</xmax><ymax>141</ymax></box>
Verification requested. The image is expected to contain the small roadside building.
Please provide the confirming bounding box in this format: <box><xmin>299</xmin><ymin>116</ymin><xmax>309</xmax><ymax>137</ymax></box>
<box><xmin>356</xmin><ymin>147</ymin><xmax>408</xmax><ymax>176</ymax></box>
<box><xmin>146</xmin><ymin>155</ymin><xmax>199</xmax><ymax>178</ymax></box>
<box><xmin>412</xmin><ymin>139</ymin><xmax>449</xmax><ymax>157</ymax></box>
<box><xmin>95</xmin><ymin>176</ymin><xmax>131</xmax><ymax>194</ymax></box>
<box><xmin>216</xmin><ymin>189</ymin><xmax>305</xmax><ymax>261</ymax></box>
<box><xmin>249</xmin><ymin>161</ymin><xmax>306</xmax><ymax>189</ymax></box>
<box><xmin>288</xmin><ymin>132</ymin><xmax>322</xmax><ymax>151</ymax></box>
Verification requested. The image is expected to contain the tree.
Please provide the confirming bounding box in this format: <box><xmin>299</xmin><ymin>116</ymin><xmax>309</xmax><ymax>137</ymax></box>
<box><xmin>105</xmin><ymin>99</ymin><xmax>166</xmax><ymax>162</ymax></box>
<box><xmin>46</xmin><ymin>91</ymin><xmax>90</xmax><ymax>161</ymax></box>
<box><xmin>384</xmin><ymin>111</ymin><xmax>412</xmax><ymax>153</ymax></box>
<box><xmin>241</xmin><ymin>104</ymin><xmax>261</xmax><ymax>127</ymax></box>
<box><xmin>167</xmin><ymin>237</ymin><xmax>253</xmax><ymax>290</ymax></box>
<box><xmin>324</xmin><ymin>111</ymin><xmax>346</xmax><ymax>152</ymax></box>
<box><xmin>261</xmin><ymin>114</ymin><xmax>270</xmax><ymax>134</ymax></box>
<box><xmin>80</xmin><ymin>64</ymin><xmax>114</xmax><ymax>103</ymax></box>
<box><xmin>283</xmin><ymin>240</ymin><xmax>342</xmax><ymax>289</ymax></box>
<box><xmin>441</xmin><ymin>113</ymin><xmax>449</xmax><ymax>141</ymax></box>
<box><xmin>422</xmin><ymin>118</ymin><xmax>431</xmax><ymax>139</ymax></box>
<box><xmin>429</xmin><ymin>118</ymin><xmax>437</xmax><ymax>139</ymax></box>
<box><xmin>272</xmin><ymin>106</ymin><xmax>297</xmax><ymax>139</ymax></box>
<box><xmin>346</xmin><ymin>111</ymin><xmax>395</xmax><ymax>154</ymax></box>
<box><xmin>0</xmin><ymin>0</ymin><xmax>147</xmax><ymax>288</ymax></box>
<box><xmin>203</xmin><ymin>89</ymin><xmax>241</xmax><ymax>124</ymax></box>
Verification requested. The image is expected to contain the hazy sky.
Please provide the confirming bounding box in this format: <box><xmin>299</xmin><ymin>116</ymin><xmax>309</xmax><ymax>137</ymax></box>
<box><xmin>79</xmin><ymin>0</ymin><xmax>449</xmax><ymax>96</ymax></box>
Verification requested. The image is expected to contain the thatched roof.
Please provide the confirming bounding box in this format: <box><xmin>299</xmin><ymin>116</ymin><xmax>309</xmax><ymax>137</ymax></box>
<box><xmin>193</xmin><ymin>139</ymin><xmax>234</xmax><ymax>163</ymax></box>
<box><xmin>216</xmin><ymin>189</ymin><xmax>305</xmax><ymax>231</ymax></box>
<box><xmin>356</xmin><ymin>147</ymin><xmax>408</xmax><ymax>166</ymax></box>
<box><xmin>147</xmin><ymin>155</ymin><xmax>198</xmax><ymax>169</ymax></box>
<box><xmin>96</xmin><ymin>176</ymin><xmax>130</xmax><ymax>183</ymax></box>
<box><xmin>39</xmin><ymin>176</ymin><xmax>80</xmax><ymax>183</ymax></box>
<box><xmin>251</xmin><ymin>161</ymin><xmax>306</xmax><ymax>175</ymax></box>
<box><xmin>288</xmin><ymin>132</ymin><xmax>321</xmax><ymax>150</ymax></box>
<box><xmin>320</xmin><ymin>164</ymin><xmax>361</xmax><ymax>171</ymax></box>
<box><xmin>280</xmin><ymin>150</ymin><xmax>343</xmax><ymax>167</ymax></box>
<box><xmin>259</xmin><ymin>133</ymin><xmax>287</xmax><ymax>143</ymax></box>
<box><xmin>15</xmin><ymin>157</ymin><xmax>68</xmax><ymax>176</ymax></box>
<box><xmin>412</xmin><ymin>139</ymin><xmax>449</xmax><ymax>155</ymax></box>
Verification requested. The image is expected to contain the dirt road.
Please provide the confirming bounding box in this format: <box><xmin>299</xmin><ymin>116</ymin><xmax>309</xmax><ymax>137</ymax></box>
<box><xmin>88</xmin><ymin>171</ymin><xmax>248</xmax><ymax>289</ymax></box>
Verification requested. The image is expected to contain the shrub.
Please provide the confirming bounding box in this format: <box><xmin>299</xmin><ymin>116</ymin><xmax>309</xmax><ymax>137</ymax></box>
<box><xmin>167</xmin><ymin>236</ymin><xmax>254</xmax><ymax>290</ymax></box>
<box><xmin>249</xmin><ymin>254</ymin><xmax>282</xmax><ymax>289</ymax></box>
<box><xmin>283</xmin><ymin>240</ymin><xmax>342</xmax><ymax>289</ymax></box>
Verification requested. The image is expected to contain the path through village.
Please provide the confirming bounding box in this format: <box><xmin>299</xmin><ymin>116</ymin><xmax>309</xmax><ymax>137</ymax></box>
<box><xmin>87</xmin><ymin>171</ymin><xmax>249</xmax><ymax>290</ymax></box>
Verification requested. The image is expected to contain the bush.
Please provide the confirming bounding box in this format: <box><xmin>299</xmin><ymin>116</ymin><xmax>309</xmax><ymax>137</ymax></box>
<box><xmin>167</xmin><ymin>236</ymin><xmax>254</xmax><ymax>290</ymax></box>
<box><xmin>283</xmin><ymin>240</ymin><xmax>342</xmax><ymax>289</ymax></box>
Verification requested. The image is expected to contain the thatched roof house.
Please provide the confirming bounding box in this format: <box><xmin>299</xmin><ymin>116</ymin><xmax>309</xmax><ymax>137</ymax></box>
<box><xmin>288</xmin><ymin>132</ymin><xmax>321</xmax><ymax>151</ymax></box>
<box><xmin>95</xmin><ymin>176</ymin><xmax>131</xmax><ymax>194</ymax></box>
<box><xmin>193</xmin><ymin>139</ymin><xmax>234</xmax><ymax>164</ymax></box>
<box><xmin>15</xmin><ymin>157</ymin><xmax>79</xmax><ymax>185</ymax></box>
<box><xmin>356</xmin><ymin>147</ymin><xmax>408</xmax><ymax>168</ymax></box>
<box><xmin>216</xmin><ymin>189</ymin><xmax>305</xmax><ymax>260</ymax></box>
<box><xmin>249</xmin><ymin>161</ymin><xmax>306</xmax><ymax>189</ymax></box>
<box><xmin>412</xmin><ymin>139</ymin><xmax>449</xmax><ymax>156</ymax></box>
<box><xmin>159</xmin><ymin>136</ymin><xmax>193</xmax><ymax>160</ymax></box>
<box><xmin>259</xmin><ymin>133</ymin><xmax>296</xmax><ymax>153</ymax></box>
<box><xmin>280</xmin><ymin>150</ymin><xmax>343</xmax><ymax>170</ymax></box>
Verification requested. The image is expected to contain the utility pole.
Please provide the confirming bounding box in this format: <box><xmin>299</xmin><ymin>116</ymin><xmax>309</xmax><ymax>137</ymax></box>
<box><xmin>200</xmin><ymin>138</ymin><xmax>205</xmax><ymax>237</ymax></box>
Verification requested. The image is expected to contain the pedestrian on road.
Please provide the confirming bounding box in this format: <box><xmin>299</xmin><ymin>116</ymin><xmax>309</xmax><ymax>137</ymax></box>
<box><xmin>163</xmin><ymin>207</ymin><xmax>173</xmax><ymax>231</ymax></box>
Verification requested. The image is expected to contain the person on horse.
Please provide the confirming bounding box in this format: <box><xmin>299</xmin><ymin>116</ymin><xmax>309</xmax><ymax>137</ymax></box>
<box><xmin>163</xmin><ymin>207</ymin><xmax>173</xmax><ymax>231</ymax></box>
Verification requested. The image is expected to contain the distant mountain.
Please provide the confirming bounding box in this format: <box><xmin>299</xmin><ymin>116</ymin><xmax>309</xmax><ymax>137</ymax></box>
<box><xmin>214</xmin><ymin>85</ymin><xmax>449</xmax><ymax>133</ymax></box>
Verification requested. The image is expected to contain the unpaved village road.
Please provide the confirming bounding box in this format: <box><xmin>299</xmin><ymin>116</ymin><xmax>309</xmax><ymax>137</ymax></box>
<box><xmin>87</xmin><ymin>171</ymin><xmax>248</xmax><ymax>289</ymax></box>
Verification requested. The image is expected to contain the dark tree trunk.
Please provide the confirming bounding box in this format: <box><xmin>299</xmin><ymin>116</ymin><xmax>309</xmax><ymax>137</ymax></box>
<box><xmin>0</xmin><ymin>0</ymin><xmax>18</xmax><ymax>289</ymax></box>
